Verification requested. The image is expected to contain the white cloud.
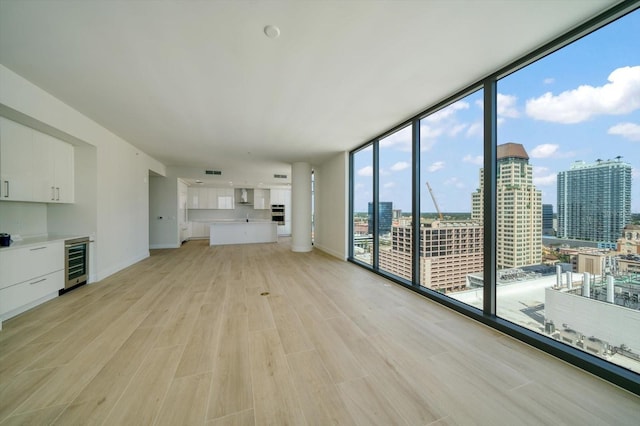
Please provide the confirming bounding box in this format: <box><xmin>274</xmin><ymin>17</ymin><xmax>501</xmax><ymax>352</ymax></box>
<box><xmin>543</xmin><ymin>77</ymin><xmax>555</xmax><ymax>85</ymax></box>
<box><xmin>423</xmin><ymin>101</ymin><xmax>469</xmax><ymax>124</ymax></box>
<box><xmin>533</xmin><ymin>174</ymin><xmax>557</xmax><ymax>186</ymax></box>
<box><xmin>448</xmin><ymin>123</ymin><xmax>468</xmax><ymax>137</ymax></box>
<box><xmin>530</xmin><ymin>143</ymin><xmax>576</xmax><ymax>159</ymax></box>
<box><xmin>633</xmin><ymin>168</ymin><xmax>640</xmax><ymax>179</ymax></box>
<box><xmin>379</xmin><ymin>127</ymin><xmax>413</xmax><ymax>151</ymax></box>
<box><xmin>497</xmin><ymin>93</ymin><xmax>519</xmax><ymax>118</ymax></box>
<box><xmin>444</xmin><ymin>177</ymin><xmax>466</xmax><ymax>189</ymax></box>
<box><xmin>383</xmin><ymin>182</ymin><xmax>395</xmax><ymax>189</ymax></box>
<box><xmin>608</xmin><ymin>122</ymin><xmax>640</xmax><ymax>141</ymax></box>
<box><xmin>466</xmin><ymin>121</ymin><xmax>482</xmax><ymax>137</ymax></box>
<box><xmin>526</xmin><ymin>66</ymin><xmax>640</xmax><ymax>123</ymax></box>
<box><xmin>354</xmin><ymin>183</ymin><xmax>364</xmax><ymax>190</ymax></box>
<box><xmin>463</xmin><ymin>154</ymin><xmax>483</xmax><ymax>165</ymax></box>
<box><xmin>428</xmin><ymin>161</ymin><xmax>445</xmax><ymax>172</ymax></box>
<box><xmin>420</xmin><ymin>137</ymin><xmax>437</xmax><ymax>152</ymax></box>
<box><xmin>533</xmin><ymin>166</ymin><xmax>557</xmax><ymax>186</ymax></box>
<box><xmin>530</xmin><ymin>144</ymin><xmax>559</xmax><ymax>158</ymax></box>
<box><xmin>390</xmin><ymin>161</ymin><xmax>410</xmax><ymax>172</ymax></box>
<box><xmin>357</xmin><ymin>166</ymin><xmax>373</xmax><ymax>177</ymax></box>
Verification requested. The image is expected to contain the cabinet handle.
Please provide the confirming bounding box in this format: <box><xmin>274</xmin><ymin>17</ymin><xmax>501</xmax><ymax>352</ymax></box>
<box><xmin>51</xmin><ymin>186</ymin><xmax>56</xmax><ymax>200</ymax></box>
<box><xmin>3</xmin><ymin>180</ymin><xmax>8</xmax><ymax>197</ymax></box>
<box><xmin>29</xmin><ymin>246</ymin><xmax>47</xmax><ymax>251</ymax></box>
<box><xmin>29</xmin><ymin>278</ymin><xmax>47</xmax><ymax>285</ymax></box>
<box><xmin>56</xmin><ymin>187</ymin><xmax>60</xmax><ymax>201</ymax></box>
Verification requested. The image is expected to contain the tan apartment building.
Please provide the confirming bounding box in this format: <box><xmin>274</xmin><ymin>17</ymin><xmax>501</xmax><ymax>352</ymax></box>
<box><xmin>379</xmin><ymin>220</ymin><xmax>483</xmax><ymax>293</ymax></box>
<box><xmin>472</xmin><ymin>143</ymin><xmax>542</xmax><ymax>269</ymax></box>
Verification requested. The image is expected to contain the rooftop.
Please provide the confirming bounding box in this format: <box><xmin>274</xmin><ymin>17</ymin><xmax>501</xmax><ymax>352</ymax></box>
<box><xmin>497</xmin><ymin>142</ymin><xmax>529</xmax><ymax>161</ymax></box>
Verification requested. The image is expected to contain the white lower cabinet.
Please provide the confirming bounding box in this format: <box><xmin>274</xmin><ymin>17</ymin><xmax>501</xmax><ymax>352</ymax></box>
<box><xmin>0</xmin><ymin>270</ymin><xmax>64</xmax><ymax>318</ymax></box>
<box><xmin>189</xmin><ymin>222</ymin><xmax>209</xmax><ymax>239</ymax></box>
<box><xmin>0</xmin><ymin>241</ymin><xmax>64</xmax><ymax>322</ymax></box>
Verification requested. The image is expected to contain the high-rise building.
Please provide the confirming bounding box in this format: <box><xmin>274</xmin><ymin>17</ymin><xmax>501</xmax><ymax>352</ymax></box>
<box><xmin>368</xmin><ymin>201</ymin><xmax>393</xmax><ymax>234</ymax></box>
<box><xmin>557</xmin><ymin>159</ymin><xmax>632</xmax><ymax>246</ymax></box>
<box><xmin>472</xmin><ymin>143</ymin><xmax>542</xmax><ymax>269</ymax></box>
<box><xmin>543</xmin><ymin>204</ymin><xmax>554</xmax><ymax>235</ymax></box>
<box><xmin>378</xmin><ymin>220</ymin><xmax>483</xmax><ymax>292</ymax></box>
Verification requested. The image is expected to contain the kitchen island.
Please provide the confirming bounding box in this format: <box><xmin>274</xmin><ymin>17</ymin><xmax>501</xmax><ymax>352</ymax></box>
<box><xmin>209</xmin><ymin>221</ymin><xmax>278</xmax><ymax>246</ymax></box>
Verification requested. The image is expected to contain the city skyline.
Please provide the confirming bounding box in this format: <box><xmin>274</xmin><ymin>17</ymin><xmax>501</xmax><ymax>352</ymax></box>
<box><xmin>353</xmin><ymin>11</ymin><xmax>640</xmax><ymax>214</ymax></box>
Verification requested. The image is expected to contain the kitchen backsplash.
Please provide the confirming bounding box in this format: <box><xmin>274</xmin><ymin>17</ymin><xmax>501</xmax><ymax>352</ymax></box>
<box><xmin>187</xmin><ymin>204</ymin><xmax>271</xmax><ymax>221</ymax></box>
<box><xmin>0</xmin><ymin>202</ymin><xmax>48</xmax><ymax>236</ymax></box>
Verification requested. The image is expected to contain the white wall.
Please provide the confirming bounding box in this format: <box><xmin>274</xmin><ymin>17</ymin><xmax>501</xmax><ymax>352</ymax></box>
<box><xmin>0</xmin><ymin>202</ymin><xmax>47</xmax><ymax>237</ymax></box>
<box><xmin>1</xmin><ymin>65</ymin><xmax>166</xmax><ymax>281</ymax></box>
<box><xmin>314</xmin><ymin>152</ymin><xmax>348</xmax><ymax>260</ymax></box>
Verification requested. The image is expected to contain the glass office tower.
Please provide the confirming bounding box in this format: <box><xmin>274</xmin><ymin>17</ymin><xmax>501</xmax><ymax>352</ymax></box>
<box><xmin>557</xmin><ymin>159</ymin><xmax>632</xmax><ymax>245</ymax></box>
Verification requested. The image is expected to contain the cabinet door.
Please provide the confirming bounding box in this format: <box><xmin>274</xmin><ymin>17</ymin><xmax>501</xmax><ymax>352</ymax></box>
<box><xmin>254</xmin><ymin>189</ymin><xmax>270</xmax><ymax>209</ymax></box>
<box><xmin>270</xmin><ymin>189</ymin><xmax>280</xmax><ymax>205</ymax></box>
<box><xmin>187</xmin><ymin>187</ymin><xmax>199</xmax><ymax>208</ymax></box>
<box><xmin>0</xmin><ymin>117</ymin><xmax>34</xmax><ymax>201</ymax></box>
<box><xmin>218</xmin><ymin>188</ymin><xmax>234</xmax><ymax>209</ymax></box>
<box><xmin>197</xmin><ymin>187</ymin><xmax>209</xmax><ymax>209</ymax></box>
<box><xmin>206</xmin><ymin>188</ymin><xmax>218</xmax><ymax>209</ymax></box>
<box><xmin>52</xmin><ymin>138</ymin><xmax>74</xmax><ymax>203</ymax></box>
<box><xmin>0</xmin><ymin>270</ymin><xmax>64</xmax><ymax>317</ymax></box>
<box><xmin>32</xmin><ymin>131</ymin><xmax>56</xmax><ymax>202</ymax></box>
<box><xmin>0</xmin><ymin>241</ymin><xmax>64</xmax><ymax>290</ymax></box>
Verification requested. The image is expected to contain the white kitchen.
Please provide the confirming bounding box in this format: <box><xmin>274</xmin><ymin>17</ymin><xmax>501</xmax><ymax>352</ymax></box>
<box><xmin>180</xmin><ymin>183</ymin><xmax>291</xmax><ymax>246</ymax></box>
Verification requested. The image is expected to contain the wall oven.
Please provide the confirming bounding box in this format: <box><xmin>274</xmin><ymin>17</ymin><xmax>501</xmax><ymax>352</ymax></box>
<box><xmin>64</xmin><ymin>237</ymin><xmax>90</xmax><ymax>291</ymax></box>
<box><xmin>271</xmin><ymin>204</ymin><xmax>285</xmax><ymax>225</ymax></box>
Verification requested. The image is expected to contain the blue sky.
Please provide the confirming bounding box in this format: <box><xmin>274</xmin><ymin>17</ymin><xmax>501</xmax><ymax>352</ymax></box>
<box><xmin>354</xmin><ymin>9</ymin><xmax>640</xmax><ymax>214</ymax></box>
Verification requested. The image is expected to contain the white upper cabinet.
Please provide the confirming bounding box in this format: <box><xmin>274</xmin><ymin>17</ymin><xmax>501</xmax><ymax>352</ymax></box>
<box><xmin>32</xmin><ymin>132</ymin><xmax>74</xmax><ymax>203</ymax></box>
<box><xmin>206</xmin><ymin>188</ymin><xmax>219</xmax><ymax>209</ymax></box>
<box><xmin>0</xmin><ymin>117</ymin><xmax>34</xmax><ymax>201</ymax></box>
<box><xmin>187</xmin><ymin>187</ymin><xmax>232</xmax><ymax>209</ymax></box>
<box><xmin>187</xmin><ymin>186</ymin><xmax>199</xmax><ymax>208</ymax></box>
<box><xmin>217</xmin><ymin>188</ymin><xmax>234</xmax><ymax>209</ymax></box>
<box><xmin>253</xmin><ymin>189</ymin><xmax>270</xmax><ymax>210</ymax></box>
<box><xmin>0</xmin><ymin>117</ymin><xmax>74</xmax><ymax>203</ymax></box>
<box><xmin>51</xmin><ymin>138</ymin><xmax>74</xmax><ymax>203</ymax></box>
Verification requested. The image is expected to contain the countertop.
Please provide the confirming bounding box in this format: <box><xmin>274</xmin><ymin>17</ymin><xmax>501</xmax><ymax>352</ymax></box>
<box><xmin>209</xmin><ymin>220</ymin><xmax>277</xmax><ymax>225</ymax></box>
<box><xmin>0</xmin><ymin>234</ymin><xmax>91</xmax><ymax>252</ymax></box>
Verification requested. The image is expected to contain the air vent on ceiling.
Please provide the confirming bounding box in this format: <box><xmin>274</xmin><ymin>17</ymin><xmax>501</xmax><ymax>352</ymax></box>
<box><xmin>205</xmin><ymin>170</ymin><xmax>222</xmax><ymax>175</ymax></box>
<box><xmin>274</xmin><ymin>174</ymin><xmax>288</xmax><ymax>179</ymax></box>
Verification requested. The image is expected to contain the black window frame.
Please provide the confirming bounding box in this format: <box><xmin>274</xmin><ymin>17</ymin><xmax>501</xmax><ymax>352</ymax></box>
<box><xmin>347</xmin><ymin>0</ymin><xmax>640</xmax><ymax>395</ymax></box>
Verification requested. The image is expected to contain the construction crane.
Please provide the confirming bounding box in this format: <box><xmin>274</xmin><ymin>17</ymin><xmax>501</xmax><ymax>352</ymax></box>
<box><xmin>425</xmin><ymin>181</ymin><xmax>443</xmax><ymax>220</ymax></box>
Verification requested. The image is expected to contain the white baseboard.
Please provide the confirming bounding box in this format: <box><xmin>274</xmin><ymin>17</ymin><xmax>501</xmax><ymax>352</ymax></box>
<box><xmin>96</xmin><ymin>251</ymin><xmax>150</xmax><ymax>282</ymax></box>
<box><xmin>149</xmin><ymin>243</ymin><xmax>181</xmax><ymax>249</ymax></box>
<box><xmin>314</xmin><ymin>243</ymin><xmax>346</xmax><ymax>260</ymax></box>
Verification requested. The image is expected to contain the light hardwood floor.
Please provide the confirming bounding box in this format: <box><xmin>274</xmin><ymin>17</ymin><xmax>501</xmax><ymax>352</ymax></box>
<box><xmin>1</xmin><ymin>239</ymin><xmax>638</xmax><ymax>425</ymax></box>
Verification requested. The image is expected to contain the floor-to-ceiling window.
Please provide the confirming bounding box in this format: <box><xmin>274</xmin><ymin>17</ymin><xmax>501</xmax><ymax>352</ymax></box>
<box><xmin>378</xmin><ymin>126</ymin><xmax>413</xmax><ymax>282</ymax></box>
<box><xmin>351</xmin><ymin>145</ymin><xmax>374</xmax><ymax>265</ymax></box>
<box><xmin>419</xmin><ymin>91</ymin><xmax>484</xmax><ymax>304</ymax></box>
<box><xmin>349</xmin><ymin>3</ymin><xmax>639</xmax><ymax>392</ymax></box>
<box><xmin>495</xmin><ymin>9</ymin><xmax>639</xmax><ymax>373</ymax></box>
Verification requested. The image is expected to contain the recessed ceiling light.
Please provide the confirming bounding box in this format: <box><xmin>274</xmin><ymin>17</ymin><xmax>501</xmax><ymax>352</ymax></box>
<box><xmin>195</xmin><ymin>180</ymin><xmax>203</xmax><ymax>184</ymax></box>
<box><xmin>264</xmin><ymin>25</ymin><xmax>280</xmax><ymax>39</ymax></box>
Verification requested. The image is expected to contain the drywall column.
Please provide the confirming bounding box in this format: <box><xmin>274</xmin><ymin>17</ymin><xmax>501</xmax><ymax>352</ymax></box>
<box><xmin>291</xmin><ymin>162</ymin><xmax>312</xmax><ymax>252</ymax></box>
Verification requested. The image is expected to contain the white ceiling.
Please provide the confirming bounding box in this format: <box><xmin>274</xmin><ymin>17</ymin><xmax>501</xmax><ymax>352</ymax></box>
<box><xmin>0</xmin><ymin>0</ymin><xmax>621</xmax><ymax>186</ymax></box>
